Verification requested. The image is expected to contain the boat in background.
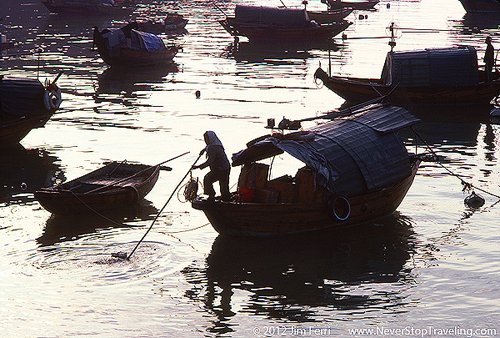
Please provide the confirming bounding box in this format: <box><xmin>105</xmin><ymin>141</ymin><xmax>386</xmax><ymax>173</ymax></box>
<box><xmin>219</xmin><ymin>5</ymin><xmax>351</xmax><ymax>43</ymax></box>
<box><xmin>457</xmin><ymin>0</ymin><xmax>500</xmax><ymax>13</ymax></box>
<box><xmin>41</xmin><ymin>0</ymin><xmax>135</xmax><ymax>15</ymax></box>
<box><xmin>93</xmin><ymin>22</ymin><xmax>179</xmax><ymax>67</ymax></box>
<box><xmin>325</xmin><ymin>0</ymin><xmax>379</xmax><ymax>11</ymax></box>
<box><xmin>0</xmin><ymin>75</ymin><xmax>62</xmax><ymax>144</ymax></box>
<box><xmin>135</xmin><ymin>13</ymin><xmax>189</xmax><ymax>34</ymax></box>
<box><xmin>314</xmin><ymin>45</ymin><xmax>500</xmax><ymax>107</ymax></box>
<box><xmin>192</xmin><ymin>103</ymin><xmax>422</xmax><ymax>237</ymax></box>
<box><xmin>307</xmin><ymin>7</ymin><xmax>353</xmax><ymax>24</ymax></box>
<box><xmin>34</xmin><ymin>161</ymin><xmax>161</xmax><ymax>215</ymax></box>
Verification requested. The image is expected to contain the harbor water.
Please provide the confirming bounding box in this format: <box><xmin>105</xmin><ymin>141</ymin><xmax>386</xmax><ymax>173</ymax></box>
<box><xmin>1</xmin><ymin>0</ymin><xmax>499</xmax><ymax>336</ymax></box>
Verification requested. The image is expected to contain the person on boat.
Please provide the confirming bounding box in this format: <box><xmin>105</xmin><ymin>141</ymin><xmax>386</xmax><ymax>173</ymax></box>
<box><xmin>192</xmin><ymin>131</ymin><xmax>231</xmax><ymax>202</ymax></box>
<box><xmin>484</xmin><ymin>36</ymin><xmax>495</xmax><ymax>82</ymax></box>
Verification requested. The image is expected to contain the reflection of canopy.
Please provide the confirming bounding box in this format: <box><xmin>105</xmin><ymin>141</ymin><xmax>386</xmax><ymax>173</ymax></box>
<box><xmin>232</xmin><ymin>104</ymin><xmax>419</xmax><ymax>195</ymax></box>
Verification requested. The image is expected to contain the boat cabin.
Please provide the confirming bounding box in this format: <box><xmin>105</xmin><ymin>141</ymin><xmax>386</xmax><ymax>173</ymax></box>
<box><xmin>380</xmin><ymin>46</ymin><xmax>480</xmax><ymax>87</ymax></box>
<box><xmin>232</xmin><ymin>104</ymin><xmax>419</xmax><ymax>204</ymax></box>
<box><xmin>233</xmin><ymin>5</ymin><xmax>316</xmax><ymax>27</ymax></box>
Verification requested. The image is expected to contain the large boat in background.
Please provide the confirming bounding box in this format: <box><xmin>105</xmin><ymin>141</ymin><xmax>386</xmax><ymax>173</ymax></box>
<box><xmin>325</xmin><ymin>0</ymin><xmax>379</xmax><ymax>11</ymax></box>
<box><xmin>219</xmin><ymin>5</ymin><xmax>351</xmax><ymax>44</ymax></box>
<box><xmin>41</xmin><ymin>0</ymin><xmax>134</xmax><ymax>15</ymax></box>
<box><xmin>457</xmin><ymin>0</ymin><xmax>500</xmax><ymax>13</ymax></box>
<box><xmin>314</xmin><ymin>46</ymin><xmax>500</xmax><ymax>107</ymax></box>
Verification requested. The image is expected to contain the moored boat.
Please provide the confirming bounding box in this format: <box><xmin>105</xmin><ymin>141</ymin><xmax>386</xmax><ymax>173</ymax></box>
<box><xmin>192</xmin><ymin>103</ymin><xmax>422</xmax><ymax>237</ymax></box>
<box><xmin>136</xmin><ymin>13</ymin><xmax>189</xmax><ymax>34</ymax></box>
<box><xmin>41</xmin><ymin>0</ymin><xmax>134</xmax><ymax>15</ymax></box>
<box><xmin>219</xmin><ymin>5</ymin><xmax>351</xmax><ymax>43</ymax></box>
<box><xmin>34</xmin><ymin>161</ymin><xmax>161</xmax><ymax>215</ymax></box>
<box><xmin>0</xmin><ymin>75</ymin><xmax>62</xmax><ymax>145</ymax></box>
<box><xmin>458</xmin><ymin>0</ymin><xmax>500</xmax><ymax>13</ymax></box>
<box><xmin>325</xmin><ymin>0</ymin><xmax>379</xmax><ymax>11</ymax></box>
<box><xmin>307</xmin><ymin>7</ymin><xmax>353</xmax><ymax>24</ymax></box>
<box><xmin>314</xmin><ymin>45</ymin><xmax>500</xmax><ymax>107</ymax></box>
<box><xmin>93</xmin><ymin>22</ymin><xmax>179</xmax><ymax>68</ymax></box>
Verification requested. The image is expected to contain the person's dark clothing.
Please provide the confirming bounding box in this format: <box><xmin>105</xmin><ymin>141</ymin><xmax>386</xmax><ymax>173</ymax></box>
<box><xmin>203</xmin><ymin>169</ymin><xmax>231</xmax><ymax>201</ymax></box>
<box><xmin>484</xmin><ymin>41</ymin><xmax>495</xmax><ymax>81</ymax></box>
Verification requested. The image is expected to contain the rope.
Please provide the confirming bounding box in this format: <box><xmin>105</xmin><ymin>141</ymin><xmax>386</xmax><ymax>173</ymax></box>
<box><xmin>413</xmin><ymin>128</ymin><xmax>500</xmax><ymax>200</ymax></box>
<box><xmin>162</xmin><ymin>222</ymin><xmax>210</xmax><ymax>234</ymax></box>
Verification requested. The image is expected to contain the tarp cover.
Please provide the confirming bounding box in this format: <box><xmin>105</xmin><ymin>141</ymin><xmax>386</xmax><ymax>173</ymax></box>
<box><xmin>103</xmin><ymin>28</ymin><xmax>165</xmax><ymax>53</ymax></box>
<box><xmin>381</xmin><ymin>46</ymin><xmax>480</xmax><ymax>87</ymax></box>
<box><xmin>232</xmin><ymin>104</ymin><xmax>418</xmax><ymax>195</ymax></box>
<box><xmin>234</xmin><ymin>5</ymin><xmax>309</xmax><ymax>26</ymax></box>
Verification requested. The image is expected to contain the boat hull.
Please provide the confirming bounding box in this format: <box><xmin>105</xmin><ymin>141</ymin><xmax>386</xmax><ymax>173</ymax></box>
<box><xmin>96</xmin><ymin>45</ymin><xmax>179</xmax><ymax>68</ymax></box>
<box><xmin>307</xmin><ymin>8</ymin><xmax>353</xmax><ymax>24</ymax></box>
<box><xmin>326</xmin><ymin>0</ymin><xmax>379</xmax><ymax>10</ymax></box>
<box><xmin>458</xmin><ymin>0</ymin><xmax>500</xmax><ymax>13</ymax></box>
<box><xmin>193</xmin><ymin>160</ymin><xmax>420</xmax><ymax>237</ymax></box>
<box><xmin>35</xmin><ymin>162</ymin><xmax>160</xmax><ymax>215</ymax></box>
<box><xmin>314</xmin><ymin>67</ymin><xmax>500</xmax><ymax>107</ymax></box>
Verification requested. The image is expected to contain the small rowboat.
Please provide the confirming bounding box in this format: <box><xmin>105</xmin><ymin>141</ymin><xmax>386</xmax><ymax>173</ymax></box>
<box><xmin>34</xmin><ymin>162</ymin><xmax>160</xmax><ymax>215</ymax></box>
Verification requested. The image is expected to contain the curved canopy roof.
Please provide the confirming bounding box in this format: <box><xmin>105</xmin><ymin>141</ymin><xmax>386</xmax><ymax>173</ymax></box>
<box><xmin>232</xmin><ymin>104</ymin><xmax>419</xmax><ymax>195</ymax></box>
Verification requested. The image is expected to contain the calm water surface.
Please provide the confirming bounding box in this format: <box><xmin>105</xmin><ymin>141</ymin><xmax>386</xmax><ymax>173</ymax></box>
<box><xmin>1</xmin><ymin>0</ymin><xmax>499</xmax><ymax>337</ymax></box>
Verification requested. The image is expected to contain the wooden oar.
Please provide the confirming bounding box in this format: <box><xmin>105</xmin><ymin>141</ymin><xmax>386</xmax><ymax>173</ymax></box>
<box><xmin>83</xmin><ymin>152</ymin><xmax>189</xmax><ymax>195</ymax></box>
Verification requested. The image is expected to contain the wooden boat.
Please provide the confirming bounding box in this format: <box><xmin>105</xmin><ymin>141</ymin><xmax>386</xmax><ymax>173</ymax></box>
<box><xmin>34</xmin><ymin>162</ymin><xmax>160</xmax><ymax>215</ymax></box>
<box><xmin>307</xmin><ymin>7</ymin><xmax>353</xmax><ymax>24</ymax></box>
<box><xmin>41</xmin><ymin>0</ymin><xmax>134</xmax><ymax>15</ymax></box>
<box><xmin>192</xmin><ymin>103</ymin><xmax>422</xmax><ymax>237</ymax></box>
<box><xmin>93</xmin><ymin>23</ymin><xmax>179</xmax><ymax>68</ymax></box>
<box><xmin>314</xmin><ymin>46</ymin><xmax>500</xmax><ymax>107</ymax></box>
<box><xmin>0</xmin><ymin>76</ymin><xmax>62</xmax><ymax>145</ymax></box>
<box><xmin>219</xmin><ymin>5</ymin><xmax>352</xmax><ymax>43</ymax></box>
<box><xmin>325</xmin><ymin>0</ymin><xmax>379</xmax><ymax>11</ymax></box>
<box><xmin>458</xmin><ymin>0</ymin><xmax>500</xmax><ymax>13</ymax></box>
<box><xmin>136</xmin><ymin>13</ymin><xmax>189</xmax><ymax>34</ymax></box>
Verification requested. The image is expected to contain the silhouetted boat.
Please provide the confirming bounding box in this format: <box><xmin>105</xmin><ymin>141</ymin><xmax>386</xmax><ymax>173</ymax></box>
<box><xmin>0</xmin><ymin>75</ymin><xmax>62</xmax><ymax>144</ymax></box>
<box><xmin>135</xmin><ymin>13</ymin><xmax>189</xmax><ymax>34</ymax></box>
<box><xmin>307</xmin><ymin>7</ymin><xmax>353</xmax><ymax>24</ymax></box>
<box><xmin>41</xmin><ymin>0</ymin><xmax>134</xmax><ymax>15</ymax></box>
<box><xmin>325</xmin><ymin>0</ymin><xmax>379</xmax><ymax>10</ymax></box>
<box><xmin>192</xmin><ymin>103</ymin><xmax>422</xmax><ymax>236</ymax></box>
<box><xmin>35</xmin><ymin>161</ymin><xmax>160</xmax><ymax>215</ymax></box>
<box><xmin>219</xmin><ymin>5</ymin><xmax>351</xmax><ymax>43</ymax></box>
<box><xmin>458</xmin><ymin>0</ymin><xmax>500</xmax><ymax>13</ymax></box>
<box><xmin>314</xmin><ymin>46</ymin><xmax>500</xmax><ymax>107</ymax></box>
<box><xmin>93</xmin><ymin>23</ymin><xmax>179</xmax><ymax>68</ymax></box>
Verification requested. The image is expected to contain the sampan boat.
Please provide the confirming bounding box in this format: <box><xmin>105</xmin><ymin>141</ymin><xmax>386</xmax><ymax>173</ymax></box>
<box><xmin>192</xmin><ymin>103</ymin><xmax>422</xmax><ymax>237</ymax></box>
<box><xmin>1</xmin><ymin>75</ymin><xmax>62</xmax><ymax>145</ymax></box>
<box><xmin>325</xmin><ymin>0</ymin><xmax>379</xmax><ymax>11</ymax></box>
<box><xmin>219</xmin><ymin>5</ymin><xmax>351</xmax><ymax>43</ymax></box>
<box><xmin>93</xmin><ymin>23</ymin><xmax>179</xmax><ymax>68</ymax></box>
<box><xmin>35</xmin><ymin>162</ymin><xmax>160</xmax><ymax>215</ymax></box>
<box><xmin>314</xmin><ymin>46</ymin><xmax>500</xmax><ymax>107</ymax></box>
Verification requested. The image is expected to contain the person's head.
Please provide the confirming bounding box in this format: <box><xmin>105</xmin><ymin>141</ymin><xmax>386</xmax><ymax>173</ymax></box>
<box><xmin>203</xmin><ymin>131</ymin><xmax>223</xmax><ymax>147</ymax></box>
<box><xmin>486</xmin><ymin>36</ymin><xmax>492</xmax><ymax>44</ymax></box>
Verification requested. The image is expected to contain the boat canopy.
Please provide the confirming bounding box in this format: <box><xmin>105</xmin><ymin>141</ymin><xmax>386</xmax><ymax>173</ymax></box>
<box><xmin>232</xmin><ymin>104</ymin><xmax>419</xmax><ymax>195</ymax></box>
<box><xmin>234</xmin><ymin>5</ymin><xmax>310</xmax><ymax>26</ymax></box>
<box><xmin>381</xmin><ymin>46</ymin><xmax>480</xmax><ymax>87</ymax></box>
<box><xmin>102</xmin><ymin>27</ymin><xmax>165</xmax><ymax>53</ymax></box>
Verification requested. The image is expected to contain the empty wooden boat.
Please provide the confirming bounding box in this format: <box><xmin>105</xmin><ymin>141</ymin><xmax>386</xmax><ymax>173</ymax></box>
<box><xmin>35</xmin><ymin>162</ymin><xmax>160</xmax><ymax>215</ymax></box>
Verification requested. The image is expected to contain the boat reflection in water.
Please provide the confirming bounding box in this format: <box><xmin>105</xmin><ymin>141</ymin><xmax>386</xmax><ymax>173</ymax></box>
<box><xmin>37</xmin><ymin>199</ymin><xmax>158</xmax><ymax>247</ymax></box>
<box><xmin>183</xmin><ymin>214</ymin><xmax>417</xmax><ymax>333</ymax></box>
<box><xmin>0</xmin><ymin>145</ymin><xmax>63</xmax><ymax>204</ymax></box>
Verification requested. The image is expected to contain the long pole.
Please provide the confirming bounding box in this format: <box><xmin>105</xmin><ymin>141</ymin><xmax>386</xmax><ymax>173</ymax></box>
<box><xmin>125</xmin><ymin>153</ymin><xmax>203</xmax><ymax>260</ymax></box>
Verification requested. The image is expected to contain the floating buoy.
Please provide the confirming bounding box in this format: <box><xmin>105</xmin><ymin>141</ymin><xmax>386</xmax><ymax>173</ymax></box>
<box><xmin>195</xmin><ymin>90</ymin><xmax>201</xmax><ymax>99</ymax></box>
<box><xmin>20</xmin><ymin>182</ymin><xmax>27</xmax><ymax>191</ymax></box>
<box><xmin>358</xmin><ymin>14</ymin><xmax>364</xmax><ymax>20</ymax></box>
<box><xmin>342</xmin><ymin>33</ymin><xmax>347</xmax><ymax>40</ymax></box>
<box><xmin>464</xmin><ymin>191</ymin><xmax>485</xmax><ymax>208</ymax></box>
<box><xmin>386</xmin><ymin>3</ymin><xmax>390</xmax><ymax>8</ymax></box>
